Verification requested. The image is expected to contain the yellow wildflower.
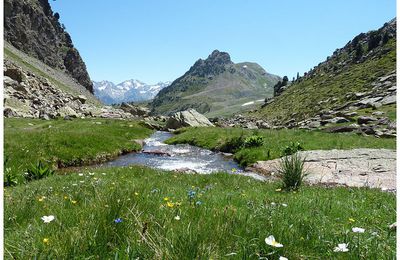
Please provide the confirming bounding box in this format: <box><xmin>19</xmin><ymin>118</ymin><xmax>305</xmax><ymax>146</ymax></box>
<box><xmin>71</xmin><ymin>200</ymin><xmax>77</xmax><ymax>205</ymax></box>
<box><xmin>64</xmin><ymin>196</ymin><xmax>68</xmax><ymax>200</ymax></box>
<box><xmin>163</xmin><ymin>197</ymin><xmax>169</xmax><ymax>201</ymax></box>
<box><xmin>349</xmin><ymin>218</ymin><xmax>355</xmax><ymax>223</ymax></box>
<box><xmin>167</xmin><ymin>201</ymin><xmax>175</xmax><ymax>208</ymax></box>
<box><xmin>38</xmin><ymin>196</ymin><xmax>46</xmax><ymax>202</ymax></box>
<box><xmin>43</xmin><ymin>238</ymin><xmax>49</xmax><ymax>245</ymax></box>
<box><xmin>135</xmin><ymin>192</ymin><xmax>139</xmax><ymax>196</ymax></box>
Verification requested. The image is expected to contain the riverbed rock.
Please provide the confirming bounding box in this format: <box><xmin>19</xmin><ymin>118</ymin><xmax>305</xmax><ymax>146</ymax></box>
<box><xmin>166</xmin><ymin>109</ymin><xmax>215</xmax><ymax>129</ymax></box>
<box><xmin>247</xmin><ymin>149</ymin><xmax>396</xmax><ymax>190</ymax></box>
<box><xmin>142</xmin><ymin>150</ymin><xmax>171</xmax><ymax>156</ymax></box>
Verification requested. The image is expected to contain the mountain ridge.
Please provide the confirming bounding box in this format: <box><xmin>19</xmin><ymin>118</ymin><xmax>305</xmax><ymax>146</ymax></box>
<box><xmin>93</xmin><ymin>79</ymin><xmax>171</xmax><ymax>105</ymax></box>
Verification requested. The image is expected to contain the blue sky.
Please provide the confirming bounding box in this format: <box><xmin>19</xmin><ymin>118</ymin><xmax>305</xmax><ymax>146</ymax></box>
<box><xmin>50</xmin><ymin>0</ymin><xmax>396</xmax><ymax>85</ymax></box>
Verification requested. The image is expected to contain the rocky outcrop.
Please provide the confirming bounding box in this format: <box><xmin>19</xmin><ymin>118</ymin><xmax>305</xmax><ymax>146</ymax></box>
<box><xmin>3</xmin><ymin>60</ymin><xmax>131</xmax><ymax>119</ymax></box>
<box><xmin>166</xmin><ymin>109</ymin><xmax>215</xmax><ymax>129</ymax></box>
<box><xmin>246</xmin><ymin>149</ymin><xmax>396</xmax><ymax>191</ymax></box>
<box><xmin>119</xmin><ymin>103</ymin><xmax>150</xmax><ymax>117</ymax></box>
<box><xmin>4</xmin><ymin>0</ymin><xmax>93</xmax><ymax>93</ymax></box>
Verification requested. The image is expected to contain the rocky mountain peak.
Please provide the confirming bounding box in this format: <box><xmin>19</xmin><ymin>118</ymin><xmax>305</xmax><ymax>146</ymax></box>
<box><xmin>187</xmin><ymin>50</ymin><xmax>233</xmax><ymax>78</ymax></box>
<box><xmin>207</xmin><ymin>50</ymin><xmax>232</xmax><ymax>65</ymax></box>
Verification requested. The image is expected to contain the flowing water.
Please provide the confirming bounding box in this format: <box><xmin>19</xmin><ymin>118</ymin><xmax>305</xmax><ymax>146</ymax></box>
<box><xmin>101</xmin><ymin>131</ymin><xmax>266</xmax><ymax>180</ymax></box>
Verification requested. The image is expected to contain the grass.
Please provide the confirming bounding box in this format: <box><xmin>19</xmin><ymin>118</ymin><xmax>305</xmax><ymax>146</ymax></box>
<box><xmin>166</xmin><ymin>127</ymin><xmax>396</xmax><ymax>166</ymax></box>
<box><xmin>4</xmin><ymin>166</ymin><xmax>396</xmax><ymax>259</ymax></box>
<box><xmin>4</xmin><ymin>118</ymin><xmax>153</xmax><ymax>184</ymax></box>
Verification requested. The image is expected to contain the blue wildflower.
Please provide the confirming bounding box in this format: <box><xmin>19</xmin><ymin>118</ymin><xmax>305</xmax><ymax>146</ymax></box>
<box><xmin>188</xmin><ymin>190</ymin><xmax>196</xmax><ymax>199</ymax></box>
<box><xmin>114</xmin><ymin>218</ymin><xmax>123</xmax><ymax>223</ymax></box>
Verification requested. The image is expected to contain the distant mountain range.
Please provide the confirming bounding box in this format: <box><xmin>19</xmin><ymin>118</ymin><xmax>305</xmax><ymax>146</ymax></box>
<box><xmin>93</xmin><ymin>80</ymin><xmax>171</xmax><ymax>105</ymax></box>
<box><xmin>151</xmin><ymin>50</ymin><xmax>281</xmax><ymax>117</ymax></box>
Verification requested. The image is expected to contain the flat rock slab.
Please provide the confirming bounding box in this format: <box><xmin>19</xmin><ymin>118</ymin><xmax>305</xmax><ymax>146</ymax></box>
<box><xmin>247</xmin><ymin>149</ymin><xmax>396</xmax><ymax>191</ymax></box>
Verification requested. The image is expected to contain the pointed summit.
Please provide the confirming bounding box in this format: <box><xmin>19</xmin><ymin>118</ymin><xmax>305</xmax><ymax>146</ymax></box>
<box><xmin>207</xmin><ymin>50</ymin><xmax>232</xmax><ymax>65</ymax></box>
<box><xmin>187</xmin><ymin>50</ymin><xmax>233</xmax><ymax>77</ymax></box>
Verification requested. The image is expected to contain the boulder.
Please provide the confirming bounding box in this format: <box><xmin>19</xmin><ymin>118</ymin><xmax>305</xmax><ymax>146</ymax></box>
<box><xmin>4</xmin><ymin>67</ymin><xmax>24</xmax><ymax>82</ymax></box>
<box><xmin>372</xmin><ymin>111</ymin><xmax>385</xmax><ymax>116</ymax></box>
<box><xmin>380</xmin><ymin>95</ymin><xmax>396</xmax><ymax>105</ymax></box>
<box><xmin>329</xmin><ymin>117</ymin><xmax>350</xmax><ymax>124</ymax></box>
<box><xmin>308</xmin><ymin>121</ymin><xmax>321</xmax><ymax>128</ymax></box>
<box><xmin>357</xmin><ymin>116</ymin><xmax>378</xmax><ymax>125</ymax></box>
<box><xmin>4</xmin><ymin>107</ymin><xmax>18</xmax><ymax>118</ymax></box>
<box><xmin>360</xmin><ymin>126</ymin><xmax>376</xmax><ymax>135</ymax></box>
<box><xmin>166</xmin><ymin>109</ymin><xmax>214</xmax><ymax>129</ymax></box>
<box><xmin>75</xmin><ymin>95</ymin><xmax>87</xmax><ymax>104</ymax></box>
<box><xmin>357</xmin><ymin>97</ymin><xmax>383</xmax><ymax>108</ymax></box>
<box><xmin>324</xmin><ymin>125</ymin><xmax>358</xmax><ymax>133</ymax></box>
<box><xmin>388</xmin><ymin>120</ymin><xmax>396</xmax><ymax>130</ymax></box>
<box><xmin>57</xmin><ymin>106</ymin><xmax>78</xmax><ymax>118</ymax></box>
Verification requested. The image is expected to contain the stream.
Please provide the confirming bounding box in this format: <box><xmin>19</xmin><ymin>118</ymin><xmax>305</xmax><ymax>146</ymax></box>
<box><xmin>100</xmin><ymin>131</ymin><xmax>266</xmax><ymax>181</ymax></box>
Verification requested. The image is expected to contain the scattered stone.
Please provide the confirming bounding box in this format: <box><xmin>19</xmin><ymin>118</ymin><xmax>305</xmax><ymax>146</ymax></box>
<box><xmin>360</xmin><ymin>126</ymin><xmax>376</xmax><ymax>135</ymax></box>
<box><xmin>245</xmin><ymin>122</ymin><xmax>258</xmax><ymax>129</ymax></box>
<box><xmin>324</xmin><ymin>125</ymin><xmax>358</xmax><ymax>133</ymax></box>
<box><xmin>4</xmin><ymin>67</ymin><xmax>24</xmax><ymax>82</ymax></box>
<box><xmin>328</xmin><ymin>117</ymin><xmax>350</xmax><ymax>124</ymax></box>
<box><xmin>380</xmin><ymin>95</ymin><xmax>396</xmax><ymax>105</ymax></box>
<box><xmin>357</xmin><ymin>97</ymin><xmax>383</xmax><ymax>107</ymax></box>
<box><xmin>344</xmin><ymin>111</ymin><xmax>358</xmax><ymax>118</ymax></box>
<box><xmin>4</xmin><ymin>107</ymin><xmax>17</xmax><ymax>117</ymax></box>
<box><xmin>389</xmin><ymin>222</ymin><xmax>397</xmax><ymax>231</ymax></box>
<box><xmin>120</xmin><ymin>103</ymin><xmax>150</xmax><ymax>117</ymax></box>
<box><xmin>76</xmin><ymin>95</ymin><xmax>87</xmax><ymax>104</ymax></box>
<box><xmin>308</xmin><ymin>121</ymin><xmax>321</xmax><ymax>128</ymax></box>
<box><xmin>357</xmin><ymin>116</ymin><xmax>378</xmax><ymax>125</ymax></box>
<box><xmin>388</xmin><ymin>120</ymin><xmax>396</xmax><ymax>130</ymax></box>
<box><xmin>372</xmin><ymin>111</ymin><xmax>385</xmax><ymax>116</ymax></box>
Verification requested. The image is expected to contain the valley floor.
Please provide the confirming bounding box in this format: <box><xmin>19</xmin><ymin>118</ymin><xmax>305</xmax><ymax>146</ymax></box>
<box><xmin>4</xmin><ymin>118</ymin><xmax>396</xmax><ymax>259</ymax></box>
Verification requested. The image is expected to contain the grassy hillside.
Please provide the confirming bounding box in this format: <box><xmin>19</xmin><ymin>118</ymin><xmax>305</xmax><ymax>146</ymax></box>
<box><xmin>166</xmin><ymin>127</ymin><xmax>396</xmax><ymax>166</ymax></box>
<box><xmin>4</xmin><ymin>166</ymin><xmax>395</xmax><ymax>259</ymax></box>
<box><xmin>252</xmin><ymin>23</ymin><xmax>396</xmax><ymax>123</ymax></box>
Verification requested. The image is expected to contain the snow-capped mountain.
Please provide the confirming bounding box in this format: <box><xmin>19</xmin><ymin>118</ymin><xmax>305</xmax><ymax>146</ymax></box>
<box><xmin>93</xmin><ymin>79</ymin><xmax>171</xmax><ymax>105</ymax></box>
